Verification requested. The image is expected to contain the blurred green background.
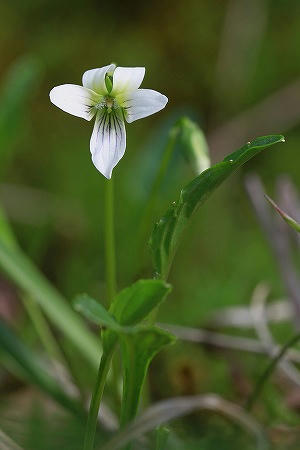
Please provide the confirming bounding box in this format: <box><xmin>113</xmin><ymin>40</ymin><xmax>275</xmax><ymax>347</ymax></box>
<box><xmin>1</xmin><ymin>0</ymin><xmax>300</xmax><ymax>448</ymax></box>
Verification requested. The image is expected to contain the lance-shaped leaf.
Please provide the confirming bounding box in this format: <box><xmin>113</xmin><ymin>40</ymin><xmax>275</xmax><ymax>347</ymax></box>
<box><xmin>178</xmin><ymin>117</ymin><xmax>210</xmax><ymax>175</ymax></box>
<box><xmin>74</xmin><ymin>280</ymin><xmax>171</xmax><ymax>353</ymax></box>
<box><xmin>110</xmin><ymin>279</ymin><xmax>171</xmax><ymax>325</ymax></box>
<box><xmin>150</xmin><ymin>135</ymin><xmax>285</xmax><ymax>279</ymax></box>
<box><xmin>74</xmin><ymin>294</ymin><xmax>123</xmax><ymax>332</ymax></box>
<box><xmin>120</xmin><ymin>327</ymin><xmax>175</xmax><ymax>426</ymax></box>
<box><xmin>265</xmin><ymin>194</ymin><xmax>300</xmax><ymax>233</ymax></box>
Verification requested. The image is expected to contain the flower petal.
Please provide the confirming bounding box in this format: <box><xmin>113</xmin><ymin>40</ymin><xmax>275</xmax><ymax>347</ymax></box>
<box><xmin>82</xmin><ymin>64</ymin><xmax>116</xmax><ymax>94</ymax></box>
<box><xmin>49</xmin><ymin>84</ymin><xmax>100</xmax><ymax>121</ymax></box>
<box><xmin>90</xmin><ymin>110</ymin><xmax>126</xmax><ymax>179</ymax></box>
<box><xmin>112</xmin><ymin>67</ymin><xmax>145</xmax><ymax>97</ymax></box>
<box><xmin>124</xmin><ymin>89</ymin><xmax>168</xmax><ymax>123</ymax></box>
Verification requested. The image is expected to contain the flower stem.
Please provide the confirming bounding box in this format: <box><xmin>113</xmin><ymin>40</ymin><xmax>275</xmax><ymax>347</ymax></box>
<box><xmin>83</xmin><ymin>349</ymin><xmax>113</xmax><ymax>450</ymax></box>
<box><xmin>83</xmin><ymin>179</ymin><xmax>118</xmax><ymax>450</ymax></box>
<box><xmin>104</xmin><ymin>178</ymin><xmax>116</xmax><ymax>304</ymax></box>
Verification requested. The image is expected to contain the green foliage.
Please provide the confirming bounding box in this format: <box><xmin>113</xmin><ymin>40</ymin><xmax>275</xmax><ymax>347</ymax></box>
<box><xmin>109</xmin><ymin>279</ymin><xmax>171</xmax><ymax>325</ymax></box>
<box><xmin>74</xmin><ymin>293</ymin><xmax>122</xmax><ymax>331</ymax></box>
<box><xmin>0</xmin><ymin>319</ymin><xmax>84</xmax><ymax>418</ymax></box>
<box><xmin>150</xmin><ymin>135</ymin><xmax>285</xmax><ymax>279</ymax></box>
<box><xmin>1</xmin><ymin>1</ymin><xmax>300</xmax><ymax>448</ymax></box>
<box><xmin>76</xmin><ymin>279</ymin><xmax>172</xmax><ymax>450</ymax></box>
<box><xmin>177</xmin><ymin>117</ymin><xmax>210</xmax><ymax>175</ymax></box>
<box><xmin>120</xmin><ymin>327</ymin><xmax>175</xmax><ymax>425</ymax></box>
<box><xmin>74</xmin><ymin>279</ymin><xmax>171</xmax><ymax>351</ymax></box>
<box><xmin>0</xmin><ymin>238</ymin><xmax>100</xmax><ymax>368</ymax></box>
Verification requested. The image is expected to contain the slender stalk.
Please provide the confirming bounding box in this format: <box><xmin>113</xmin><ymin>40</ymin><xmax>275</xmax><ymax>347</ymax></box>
<box><xmin>83</xmin><ymin>179</ymin><xmax>118</xmax><ymax>449</ymax></box>
<box><xmin>104</xmin><ymin>178</ymin><xmax>116</xmax><ymax>304</ymax></box>
<box><xmin>246</xmin><ymin>332</ymin><xmax>300</xmax><ymax>411</ymax></box>
<box><xmin>83</xmin><ymin>349</ymin><xmax>114</xmax><ymax>450</ymax></box>
<box><xmin>104</xmin><ymin>177</ymin><xmax>120</xmax><ymax>406</ymax></box>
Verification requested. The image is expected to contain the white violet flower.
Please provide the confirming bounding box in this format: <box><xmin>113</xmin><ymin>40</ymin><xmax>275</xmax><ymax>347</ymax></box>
<box><xmin>49</xmin><ymin>64</ymin><xmax>168</xmax><ymax>179</ymax></box>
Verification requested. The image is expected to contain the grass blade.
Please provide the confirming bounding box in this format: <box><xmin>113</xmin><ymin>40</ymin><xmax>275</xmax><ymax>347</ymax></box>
<box><xmin>0</xmin><ymin>319</ymin><xmax>85</xmax><ymax>418</ymax></box>
<box><xmin>0</xmin><ymin>239</ymin><xmax>100</xmax><ymax>368</ymax></box>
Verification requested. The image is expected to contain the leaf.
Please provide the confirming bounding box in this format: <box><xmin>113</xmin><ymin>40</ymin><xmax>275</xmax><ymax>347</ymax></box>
<box><xmin>101</xmin><ymin>394</ymin><xmax>267</xmax><ymax>450</ymax></box>
<box><xmin>74</xmin><ymin>294</ymin><xmax>122</xmax><ymax>331</ymax></box>
<box><xmin>120</xmin><ymin>327</ymin><xmax>175</xmax><ymax>426</ymax></box>
<box><xmin>265</xmin><ymin>194</ymin><xmax>300</xmax><ymax>233</ymax></box>
<box><xmin>110</xmin><ymin>279</ymin><xmax>171</xmax><ymax>326</ymax></box>
<box><xmin>150</xmin><ymin>135</ymin><xmax>285</xmax><ymax>279</ymax></box>
<box><xmin>0</xmin><ymin>319</ymin><xmax>84</xmax><ymax>418</ymax></box>
<box><xmin>178</xmin><ymin>117</ymin><xmax>210</xmax><ymax>175</ymax></box>
<box><xmin>0</xmin><ymin>239</ymin><xmax>100</xmax><ymax>368</ymax></box>
<box><xmin>80</xmin><ymin>281</ymin><xmax>171</xmax><ymax>450</ymax></box>
<box><xmin>101</xmin><ymin>279</ymin><xmax>171</xmax><ymax>355</ymax></box>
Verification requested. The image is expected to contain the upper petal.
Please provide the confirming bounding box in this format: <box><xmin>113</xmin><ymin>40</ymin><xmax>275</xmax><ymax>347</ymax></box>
<box><xmin>82</xmin><ymin>64</ymin><xmax>116</xmax><ymax>94</ymax></box>
<box><xmin>124</xmin><ymin>89</ymin><xmax>168</xmax><ymax>123</ymax></box>
<box><xmin>90</xmin><ymin>110</ymin><xmax>126</xmax><ymax>179</ymax></box>
<box><xmin>112</xmin><ymin>67</ymin><xmax>145</xmax><ymax>98</ymax></box>
<box><xmin>49</xmin><ymin>84</ymin><xmax>100</xmax><ymax>121</ymax></box>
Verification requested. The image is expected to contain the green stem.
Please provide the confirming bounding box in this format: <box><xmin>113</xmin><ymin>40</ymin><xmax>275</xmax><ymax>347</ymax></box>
<box><xmin>137</xmin><ymin>125</ymin><xmax>179</xmax><ymax>260</ymax></box>
<box><xmin>83</xmin><ymin>349</ymin><xmax>114</xmax><ymax>450</ymax></box>
<box><xmin>246</xmin><ymin>332</ymin><xmax>300</xmax><ymax>411</ymax></box>
<box><xmin>83</xmin><ymin>179</ymin><xmax>118</xmax><ymax>450</ymax></box>
<box><xmin>104</xmin><ymin>178</ymin><xmax>116</xmax><ymax>304</ymax></box>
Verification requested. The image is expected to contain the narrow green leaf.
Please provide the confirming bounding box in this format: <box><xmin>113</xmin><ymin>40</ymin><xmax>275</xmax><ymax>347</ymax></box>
<box><xmin>0</xmin><ymin>240</ymin><xmax>100</xmax><ymax>368</ymax></box>
<box><xmin>74</xmin><ymin>294</ymin><xmax>122</xmax><ymax>331</ymax></box>
<box><xmin>120</xmin><ymin>327</ymin><xmax>175</xmax><ymax>426</ymax></box>
<box><xmin>265</xmin><ymin>194</ymin><xmax>300</xmax><ymax>233</ymax></box>
<box><xmin>0</xmin><ymin>319</ymin><xmax>84</xmax><ymax>418</ymax></box>
<box><xmin>150</xmin><ymin>134</ymin><xmax>285</xmax><ymax>279</ymax></box>
<box><xmin>178</xmin><ymin>117</ymin><xmax>210</xmax><ymax>175</ymax></box>
<box><xmin>0</xmin><ymin>207</ymin><xmax>68</xmax><ymax>366</ymax></box>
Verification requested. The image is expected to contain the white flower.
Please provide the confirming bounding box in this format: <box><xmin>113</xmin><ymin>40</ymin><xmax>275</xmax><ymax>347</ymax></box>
<box><xmin>49</xmin><ymin>64</ymin><xmax>168</xmax><ymax>179</ymax></box>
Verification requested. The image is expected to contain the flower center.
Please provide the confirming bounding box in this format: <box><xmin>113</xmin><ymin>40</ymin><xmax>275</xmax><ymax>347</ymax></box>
<box><xmin>95</xmin><ymin>95</ymin><xmax>119</xmax><ymax>113</ymax></box>
<box><xmin>105</xmin><ymin>96</ymin><xmax>114</xmax><ymax>109</ymax></box>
